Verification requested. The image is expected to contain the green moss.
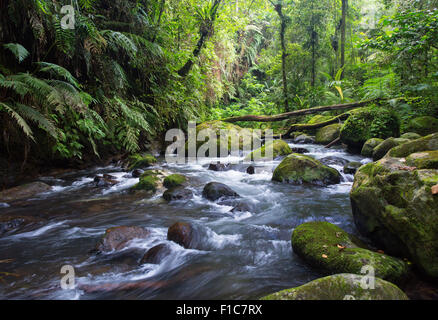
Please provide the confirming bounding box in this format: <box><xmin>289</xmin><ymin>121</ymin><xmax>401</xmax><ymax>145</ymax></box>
<box><xmin>372</xmin><ymin>138</ymin><xmax>410</xmax><ymax>161</ymax></box>
<box><xmin>388</xmin><ymin>133</ymin><xmax>438</xmax><ymax>158</ymax></box>
<box><xmin>128</xmin><ymin>154</ymin><xmax>157</xmax><ymax>170</ymax></box>
<box><xmin>400</xmin><ymin>132</ymin><xmax>422</xmax><ymax>140</ymax></box>
<box><xmin>261</xmin><ymin>274</ymin><xmax>409</xmax><ymax>300</ymax></box>
<box><xmin>291</xmin><ymin>221</ymin><xmax>408</xmax><ymax>284</ymax></box>
<box><xmin>361</xmin><ymin>138</ymin><xmax>384</xmax><ymax>157</ymax></box>
<box><xmin>245</xmin><ymin>140</ymin><xmax>292</xmax><ymax>161</ymax></box>
<box><xmin>315</xmin><ymin>124</ymin><xmax>341</xmax><ymax>145</ymax></box>
<box><xmin>131</xmin><ymin>172</ymin><xmax>160</xmax><ymax>192</ymax></box>
<box><xmin>406</xmin><ymin>116</ymin><xmax>438</xmax><ymax>136</ymax></box>
<box><xmin>272</xmin><ymin>154</ymin><xmax>341</xmax><ymax>186</ymax></box>
<box><xmin>340</xmin><ymin>107</ymin><xmax>400</xmax><ymax>151</ymax></box>
<box><xmin>307</xmin><ymin>115</ymin><xmax>333</xmax><ymax>125</ymax></box>
<box><xmin>163</xmin><ymin>174</ymin><xmax>187</xmax><ymax>188</ymax></box>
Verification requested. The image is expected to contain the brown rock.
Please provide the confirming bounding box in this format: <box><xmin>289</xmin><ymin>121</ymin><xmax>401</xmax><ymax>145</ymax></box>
<box><xmin>0</xmin><ymin>182</ymin><xmax>52</xmax><ymax>202</ymax></box>
<box><xmin>167</xmin><ymin>222</ymin><xmax>194</xmax><ymax>249</ymax></box>
<box><xmin>96</xmin><ymin>226</ymin><xmax>150</xmax><ymax>252</ymax></box>
<box><xmin>140</xmin><ymin>244</ymin><xmax>172</xmax><ymax>264</ymax></box>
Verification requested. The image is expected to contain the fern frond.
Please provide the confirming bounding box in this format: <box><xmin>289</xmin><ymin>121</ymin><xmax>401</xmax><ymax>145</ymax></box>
<box><xmin>101</xmin><ymin>30</ymin><xmax>138</xmax><ymax>58</ymax></box>
<box><xmin>13</xmin><ymin>103</ymin><xmax>59</xmax><ymax>139</ymax></box>
<box><xmin>0</xmin><ymin>102</ymin><xmax>34</xmax><ymax>140</ymax></box>
<box><xmin>3</xmin><ymin>43</ymin><xmax>30</xmax><ymax>63</ymax></box>
<box><xmin>36</xmin><ymin>62</ymin><xmax>81</xmax><ymax>89</ymax></box>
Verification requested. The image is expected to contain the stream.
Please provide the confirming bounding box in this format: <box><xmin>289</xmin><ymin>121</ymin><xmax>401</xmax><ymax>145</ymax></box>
<box><xmin>0</xmin><ymin>140</ymin><xmax>370</xmax><ymax>300</ymax></box>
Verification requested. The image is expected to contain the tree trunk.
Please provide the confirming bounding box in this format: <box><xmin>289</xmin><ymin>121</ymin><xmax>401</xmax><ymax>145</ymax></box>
<box><xmin>283</xmin><ymin>113</ymin><xmax>350</xmax><ymax>136</ymax></box>
<box><xmin>340</xmin><ymin>0</ymin><xmax>347</xmax><ymax>78</ymax></box>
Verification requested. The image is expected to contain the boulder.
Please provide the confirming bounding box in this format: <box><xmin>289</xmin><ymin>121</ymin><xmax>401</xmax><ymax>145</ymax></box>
<box><xmin>208</xmin><ymin>163</ymin><xmax>231</xmax><ymax>172</ymax></box>
<box><xmin>246</xmin><ymin>166</ymin><xmax>255</xmax><ymax>175</ymax></box>
<box><xmin>131</xmin><ymin>170</ymin><xmax>169</xmax><ymax>193</ymax></box>
<box><xmin>340</xmin><ymin>107</ymin><xmax>400</xmax><ymax>152</ymax></box>
<box><xmin>343</xmin><ymin>162</ymin><xmax>363</xmax><ymax>175</ymax></box>
<box><xmin>140</xmin><ymin>244</ymin><xmax>172</xmax><ymax>264</ymax></box>
<box><xmin>96</xmin><ymin>226</ymin><xmax>151</xmax><ymax>252</ymax></box>
<box><xmin>400</xmin><ymin>132</ymin><xmax>422</xmax><ymax>140</ymax></box>
<box><xmin>0</xmin><ymin>182</ymin><xmax>52</xmax><ymax>202</ymax></box>
<box><xmin>406</xmin><ymin>151</ymin><xmax>438</xmax><ymax>169</ymax></box>
<box><xmin>315</xmin><ymin>124</ymin><xmax>342</xmax><ymax>145</ymax></box>
<box><xmin>406</xmin><ymin>116</ymin><xmax>438</xmax><ymax>136</ymax></box>
<box><xmin>163</xmin><ymin>174</ymin><xmax>187</xmax><ymax>189</ymax></box>
<box><xmin>387</xmin><ymin>133</ymin><xmax>438</xmax><ymax>158</ymax></box>
<box><xmin>163</xmin><ymin>188</ymin><xmax>193</xmax><ymax>202</ymax></box>
<box><xmin>94</xmin><ymin>175</ymin><xmax>118</xmax><ymax>187</ymax></box>
<box><xmin>372</xmin><ymin>138</ymin><xmax>410</xmax><ymax>161</ymax></box>
<box><xmin>291</xmin><ymin>221</ymin><xmax>408</xmax><ymax>284</ymax></box>
<box><xmin>167</xmin><ymin>222</ymin><xmax>196</xmax><ymax>249</ymax></box>
<box><xmin>272</xmin><ymin>154</ymin><xmax>341</xmax><ymax>186</ymax></box>
<box><xmin>261</xmin><ymin>273</ymin><xmax>408</xmax><ymax>300</ymax></box>
<box><xmin>202</xmin><ymin>182</ymin><xmax>240</xmax><ymax>201</ymax></box>
<box><xmin>128</xmin><ymin>154</ymin><xmax>157</xmax><ymax>170</ymax></box>
<box><xmin>245</xmin><ymin>140</ymin><xmax>292</xmax><ymax>161</ymax></box>
<box><xmin>291</xmin><ymin>147</ymin><xmax>310</xmax><ymax>154</ymax></box>
<box><xmin>361</xmin><ymin>138</ymin><xmax>384</xmax><ymax>158</ymax></box>
<box><xmin>294</xmin><ymin>134</ymin><xmax>315</xmax><ymax>144</ymax></box>
<box><xmin>350</xmin><ymin>154</ymin><xmax>438</xmax><ymax>278</ymax></box>
<box><xmin>319</xmin><ymin>156</ymin><xmax>349</xmax><ymax>167</ymax></box>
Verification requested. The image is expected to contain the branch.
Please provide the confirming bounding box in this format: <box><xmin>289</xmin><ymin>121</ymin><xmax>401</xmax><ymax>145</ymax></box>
<box><xmin>283</xmin><ymin>112</ymin><xmax>350</xmax><ymax>137</ymax></box>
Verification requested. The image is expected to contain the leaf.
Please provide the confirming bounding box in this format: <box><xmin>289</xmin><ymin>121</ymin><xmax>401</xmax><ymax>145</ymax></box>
<box><xmin>3</xmin><ymin>43</ymin><xmax>29</xmax><ymax>63</ymax></box>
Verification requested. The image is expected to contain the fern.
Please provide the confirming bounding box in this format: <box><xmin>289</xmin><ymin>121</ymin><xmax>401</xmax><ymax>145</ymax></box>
<box><xmin>101</xmin><ymin>30</ymin><xmax>138</xmax><ymax>59</ymax></box>
<box><xmin>36</xmin><ymin>62</ymin><xmax>81</xmax><ymax>89</ymax></box>
<box><xmin>0</xmin><ymin>102</ymin><xmax>35</xmax><ymax>140</ymax></box>
<box><xmin>3</xmin><ymin>43</ymin><xmax>30</xmax><ymax>63</ymax></box>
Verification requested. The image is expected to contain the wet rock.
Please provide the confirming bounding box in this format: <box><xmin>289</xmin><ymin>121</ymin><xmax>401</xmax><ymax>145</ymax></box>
<box><xmin>127</xmin><ymin>154</ymin><xmax>157</xmax><ymax>170</ymax></box>
<box><xmin>167</xmin><ymin>222</ymin><xmax>197</xmax><ymax>249</ymax></box>
<box><xmin>292</xmin><ymin>221</ymin><xmax>409</xmax><ymax>284</ymax></box>
<box><xmin>291</xmin><ymin>147</ymin><xmax>310</xmax><ymax>154</ymax></box>
<box><xmin>387</xmin><ymin>133</ymin><xmax>438</xmax><ymax>158</ymax></box>
<box><xmin>245</xmin><ymin>140</ymin><xmax>292</xmax><ymax>161</ymax></box>
<box><xmin>163</xmin><ymin>187</ymin><xmax>193</xmax><ymax>202</ymax></box>
<box><xmin>351</xmin><ymin>154</ymin><xmax>438</xmax><ymax>279</ymax></box>
<box><xmin>140</xmin><ymin>244</ymin><xmax>172</xmax><ymax>264</ymax></box>
<box><xmin>246</xmin><ymin>166</ymin><xmax>255</xmax><ymax>175</ymax></box>
<box><xmin>319</xmin><ymin>156</ymin><xmax>349</xmax><ymax>167</ymax></box>
<box><xmin>406</xmin><ymin>116</ymin><xmax>438</xmax><ymax>136</ymax></box>
<box><xmin>163</xmin><ymin>174</ymin><xmax>187</xmax><ymax>188</ymax></box>
<box><xmin>261</xmin><ymin>273</ymin><xmax>409</xmax><ymax>300</ymax></box>
<box><xmin>361</xmin><ymin>138</ymin><xmax>384</xmax><ymax>158</ymax></box>
<box><xmin>130</xmin><ymin>170</ymin><xmax>168</xmax><ymax>193</ymax></box>
<box><xmin>0</xmin><ymin>203</ymin><xmax>10</xmax><ymax>208</ymax></box>
<box><xmin>94</xmin><ymin>175</ymin><xmax>118</xmax><ymax>187</ymax></box>
<box><xmin>372</xmin><ymin>137</ymin><xmax>410</xmax><ymax>161</ymax></box>
<box><xmin>230</xmin><ymin>202</ymin><xmax>254</xmax><ymax>213</ymax></box>
<box><xmin>131</xmin><ymin>169</ymin><xmax>144</xmax><ymax>178</ymax></box>
<box><xmin>202</xmin><ymin>182</ymin><xmax>240</xmax><ymax>201</ymax></box>
<box><xmin>272</xmin><ymin>154</ymin><xmax>341</xmax><ymax>186</ymax></box>
<box><xmin>0</xmin><ymin>182</ymin><xmax>52</xmax><ymax>202</ymax></box>
<box><xmin>315</xmin><ymin>124</ymin><xmax>342</xmax><ymax>145</ymax></box>
<box><xmin>208</xmin><ymin>162</ymin><xmax>231</xmax><ymax>172</ymax></box>
<box><xmin>340</xmin><ymin>107</ymin><xmax>400</xmax><ymax>152</ymax></box>
<box><xmin>400</xmin><ymin>132</ymin><xmax>422</xmax><ymax>140</ymax></box>
<box><xmin>96</xmin><ymin>226</ymin><xmax>151</xmax><ymax>253</ymax></box>
<box><xmin>0</xmin><ymin>215</ymin><xmax>44</xmax><ymax>236</ymax></box>
<box><xmin>343</xmin><ymin>162</ymin><xmax>363</xmax><ymax>175</ymax></box>
<box><xmin>294</xmin><ymin>134</ymin><xmax>315</xmax><ymax>144</ymax></box>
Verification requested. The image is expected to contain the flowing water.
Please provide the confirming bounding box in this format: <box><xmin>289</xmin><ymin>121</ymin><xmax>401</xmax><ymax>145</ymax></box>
<box><xmin>0</xmin><ymin>141</ymin><xmax>371</xmax><ymax>300</ymax></box>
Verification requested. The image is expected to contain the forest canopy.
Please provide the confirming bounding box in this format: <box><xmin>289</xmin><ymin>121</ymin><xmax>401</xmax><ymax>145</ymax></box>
<box><xmin>0</xmin><ymin>0</ymin><xmax>437</xmax><ymax>169</ymax></box>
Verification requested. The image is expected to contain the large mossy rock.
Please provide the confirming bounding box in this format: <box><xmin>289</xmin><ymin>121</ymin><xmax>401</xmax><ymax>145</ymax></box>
<box><xmin>350</xmin><ymin>151</ymin><xmax>438</xmax><ymax>278</ymax></box>
<box><xmin>315</xmin><ymin>124</ymin><xmax>342</xmax><ymax>145</ymax></box>
<box><xmin>361</xmin><ymin>138</ymin><xmax>384</xmax><ymax>158</ymax></box>
<box><xmin>272</xmin><ymin>154</ymin><xmax>341</xmax><ymax>186</ymax></box>
<box><xmin>0</xmin><ymin>182</ymin><xmax>52</xmax><ymax>202</ymax></box>
<box><xmin>406</xmin><ymin>151</ymin><xmax>438</xmax><ymax>169</ymax></box>
<box><xmin>128</xmin><ymin>154</ymin><xmax>157</xmax><ymax>171</ymax></box>
<box><xmin>291</xmin><ymin>221</ymin><xmax>408</xmax><ymax>283</ymax></box>
<box><xmin>387</xmin><ymin>133</ymin><xmax>438</xmax><ymax>158</ymax></box>
<box><xmin>163</xmin><ymin>174</ymin><xmax>187</xmax><ymax>189</ymax></box>
<box><xmin>340</xmin><ymin>107</ymin><xmax>400</xmax><ymax>152</ymax></box>
<box><xmin>245</xmin><ymin>140</ymin><xmax>292</xmax><ymax>161</ymax></box>
<box><xmin>406</xmin><ymin>116</ymin><xmax>438</xmax><ymax>136</ymax></box>
<box><xmin>372</xmin><ymin>138</ymin><xmax>410</xmax><ymax>161</ymax></box>
<box><xmin>400</xmin><ymin>132</ymin><xmax>422</xmax><ymax>140</ymax></box>
<box><xmin>261</xmin><ymin>273</ymin><xmax>408</xmax><ymax>300</ymax></box>
<box><xmin>130</xmin><ymin>170</ymin><xmax>168</xmax><ymax>193</ymax></box>
<box><xmin>188</xmin><ymin>121</ymin><xmax>260</xmax><ymax>156</ymax></box>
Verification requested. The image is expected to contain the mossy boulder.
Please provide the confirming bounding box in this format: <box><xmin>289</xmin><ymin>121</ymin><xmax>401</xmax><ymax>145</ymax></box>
<box><xmin>188</xmin><ymin>121</ymin><xmax>260</xmax><ymax>156</ymax></box>
<box><xmin>372</xmin><ymin>138</ymin><xmax>410</xmax><ymax>161</ymax></box>
<box><xmin>315</xmin><ymin>124</ymin><xmax>342</xmax><ymax>145</ymax></box>
<box><xmin>128</xmin><ymin>154</ymin><xmax>157</xmax><ymax>170</ymax></box>
<box><xmin>340</xmin><ymin>107</ymin><xmax>400</xmax><ymax>152</ymax></box>
<box><xmin>406</xmin><ymin>116</ymin><xmax>438</xmax><ymax>136</ymax></box>
<box><xmin>361</xmin><ymin>138</ymin><xmax>384</xmax><ymax>158</ymax></box>
<box><xmin>400</xmin><ymin>132</ymin><xmax>422</xmax><ymax>140</ymax></box>
<box><xmin>163</xmin><ymin>174</ymin><xmax>187</xmax><ymax>188</ymax></box>
<box><xmin>387</xmin><ymin>133</ymin><xmax>438</xmax><ymax>158</ymax></box>
<box><xmin>272</xmin><ymin>154</ymin><xmax>341</xmax><ymax>186</ymax></box>
<box><xmin>350</xmin><ymin>155</ymin><xmax>438</xmax><ymax>278</ymax></box>
<box><xmin>131</xmin><ymin>170</ymin><xmax>168</xmax><ymax>193</ymax></box>
<box><xmin>245</xmin><ymin>140</ymin><xmax>292</xmax><ymax>161</ymax></box>
<box><xmin>291</xmin><ymin>221</ymin><xmax>408</xmax><ymax>284</ymax></box>
<box><xmin>406</xmin><ymin>151</ymin><xmax>438</xmax><ymax>169</ymax></box>
<box><xmin>261</xmin><ymin>273</ymin><xmax>408</xmax><ymax>300</ymax></box>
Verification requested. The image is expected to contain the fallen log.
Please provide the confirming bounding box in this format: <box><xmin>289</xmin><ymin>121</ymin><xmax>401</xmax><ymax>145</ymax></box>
<box><xmin>222</xmin><ymin>99</ymin><xmax>380</xmax><ymax>123</ymax></box>
<box><xmin>284</xmin><ymin>112</ymin><xmax>350</xmax><ymax>137</ymax></box>
<box><xmin>324</xmin><ymin>137</ymin><xmax>341</xmax><ymax>149</ymax></box>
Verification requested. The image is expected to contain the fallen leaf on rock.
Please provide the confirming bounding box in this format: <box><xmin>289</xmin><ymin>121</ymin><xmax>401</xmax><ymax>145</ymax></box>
<box><xmin>322</xmin><ymin>254</ymin><xmax>328</xmax><ymax>259</ymax></box>
<box><xmin>432</xmin><ymin>184</ymin><xmax>438</xmax><ymax>195</ymax></box>
<box><xmin>398</xmin><ymin>166</ymin><xmax>417</xmax><ymax>171</ymax></box>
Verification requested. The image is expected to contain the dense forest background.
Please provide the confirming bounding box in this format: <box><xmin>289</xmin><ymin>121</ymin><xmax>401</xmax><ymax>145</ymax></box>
<box><xmin>1</xmin><ymin>0</ymin><xmax>437</xmax><ymax>174</ymax></box>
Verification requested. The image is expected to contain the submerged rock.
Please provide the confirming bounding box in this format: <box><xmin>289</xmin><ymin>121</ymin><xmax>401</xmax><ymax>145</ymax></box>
<box><xmin>315</xmin><ymin>123</ymin><xmax>342</xmax><ymax>145</ymax></box>
<box><xmin>319</xmin><ymin>156</ymin><xmax>349</xmax><ymax>167</ymax></box>
<box><xmin>163</xmin><ymin>187</ymin><xmax>193</xmax><ymax>202</ymax></box>
<box><xmin>94</xmin><ymin>175</ymin><xmax>118</xmax><ymax>187</ymax></box>
<box><xmin>372</xmin><ymin>137</ymin><xmax>410</xmax><ymax>161</ymax></box>
<box><xmin>351</xmin><ymin>152</ymin><xmax>438</xmax><ymax>278</ymax></box>
<box><xmin>131</xmin><ymin>169</ymin><xmax>144</xmax><ymax>178</ymax></box>
<box><xmin>246</xmin><ymin>166</ymin><xmax>255</xmax><ymax>175</ymax></box>
<box><xmin>406</xmin><ymin>116</ymin><xmax>438</xmax><ymax>136</ymax></box>
<box><xmin>96</xmin><ymin>226</ymin><xmax>151</xmax><ymax>253</ymax></box>
<box><xmin>272</xmin><ymin>154</ymin><xmax>341</xmax><ymax>186</ymax></box>
<box><xmin>0</xmin><ymin>215</ymin><xmax>44</xmax><ymax>236</ymax></box>
<box><xmin>291</xmin><ymin>147</ymin><xmax>310</xmax><ymax>154</ymax></box>
<box><xmin>261</xmin><ymin>273</ymin><xmax>409</xmax><ymax>300</ymax></box>
<box><xmin>291</xmin><ymin>221</ymin><xmax>408</xmax><ymax>284</ymax></box>
<box><xmin>343</xmin><ymin>162</ymin><xmax>363</xmax><ymax>175</ymax></box>
<box><xmin>0</xmin><ymin>182</ymin><xmax>52</xmax><ymax>202</ymax></box>
<box><xmin>202</xmin><ymin>182</ymin><xmax>240</xmax><ymax>201</ymax></box>
<box><xmin>245</xmin><ymin>140</ymin><xmax>292</xmax><ymax>161</ymax></box>
<box><xmin>140</xmin><ymin>244</ymin><xmax>172</xmax><ymax>264</ymax></box>
<box><xmin>208</xmin><ymin>162</ymin><xmax>231</xmax><ymax>172</ymax></box>
<box><xmin>167</xmin><ymin>222</ymin><xmax>196</xmax><ymax>249</ymax></box>
<box><xmin>230</xmin><ymin>202</ymin><xmax>254</xmax><ymax>213</ymax></box>
<box><xmin>361</xmin><ymin>138</ymin><xmax>384</xmax><ymax>158</ymax></box>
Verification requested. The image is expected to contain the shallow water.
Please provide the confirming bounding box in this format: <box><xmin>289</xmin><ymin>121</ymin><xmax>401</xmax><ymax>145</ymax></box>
<box><xmin>0</xmin><ymin>141</ymin><xmax>371</xmax><ymax>300</ymax></box>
